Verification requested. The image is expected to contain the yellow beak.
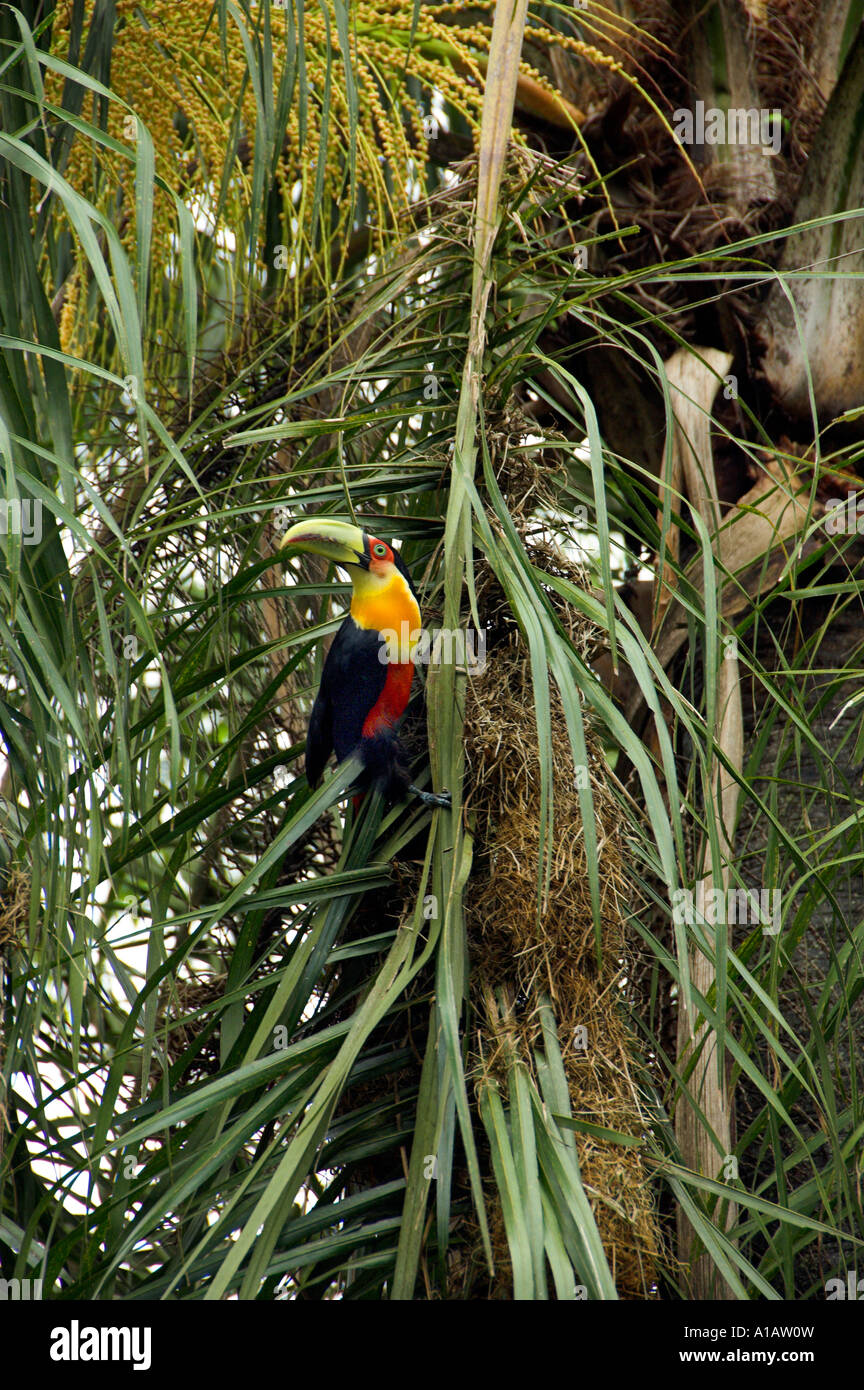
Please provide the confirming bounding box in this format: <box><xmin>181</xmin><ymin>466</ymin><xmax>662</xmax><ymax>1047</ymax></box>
<box><xmin>279</xmin><ymin>518</ymin><xmax>368</xmax><ymax>571</ymax></box>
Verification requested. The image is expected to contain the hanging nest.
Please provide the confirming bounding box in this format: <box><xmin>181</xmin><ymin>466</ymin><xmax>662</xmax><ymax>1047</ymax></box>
<box><xmin>458</xmin><ymin>439</ymin><xmax>664</xmax><ymax>1297</ymax></box>
<box><xmin>0</xmin><ymin>867</ymin><xmax>29</xmax><ymax>954</ymax></box>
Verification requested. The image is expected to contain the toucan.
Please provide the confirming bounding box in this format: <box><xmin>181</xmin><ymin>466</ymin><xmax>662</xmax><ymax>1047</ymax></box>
<box><xmin>280</xmin><ymin>517</ymin><xmax>450</xmax><ymax>809</ymax></box>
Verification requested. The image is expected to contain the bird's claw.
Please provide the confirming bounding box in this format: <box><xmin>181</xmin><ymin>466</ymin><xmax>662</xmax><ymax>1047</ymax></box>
<box><xmin>408</xmin><ymin>784</ymin><xmax>452</xmax><ymax>809</ymax></box>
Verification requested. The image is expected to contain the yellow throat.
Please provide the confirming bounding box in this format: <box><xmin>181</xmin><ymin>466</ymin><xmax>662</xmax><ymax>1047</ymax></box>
<box><xmin>350</xmin><ymin>570</ymin><xmax>421</xmax><ymax>659</ymax></box>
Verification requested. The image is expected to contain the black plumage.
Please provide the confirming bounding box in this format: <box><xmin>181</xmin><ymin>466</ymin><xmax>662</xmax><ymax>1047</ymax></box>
<box><xmin>305</xmin><ymin>549</ymin><xmax>420</xmax><ymax>799</ymax></box>
<box><xmin>306</xmin><ymin>620</ymin><xmax>387</xmax><ymax>785</ymax></box>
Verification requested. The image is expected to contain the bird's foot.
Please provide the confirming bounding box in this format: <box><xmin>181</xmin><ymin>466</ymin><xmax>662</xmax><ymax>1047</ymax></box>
<box><xmin>408</xmin><ymin>784</ymin><xmax>452</xmax><ymax>809</ymax></box>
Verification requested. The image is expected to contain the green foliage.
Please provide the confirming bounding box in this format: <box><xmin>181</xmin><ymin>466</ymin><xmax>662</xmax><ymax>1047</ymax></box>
<box><xmin>1</xmin><ymin>0</ymin><xmax>863</xmax><ymax>1300</ymax></box>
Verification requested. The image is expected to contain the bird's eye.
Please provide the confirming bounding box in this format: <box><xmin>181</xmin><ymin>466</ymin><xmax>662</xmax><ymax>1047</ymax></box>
<box><xmin>373</xmin><ymin>543</ymin><xmax>388</xmax><ymax>557</ymax></box>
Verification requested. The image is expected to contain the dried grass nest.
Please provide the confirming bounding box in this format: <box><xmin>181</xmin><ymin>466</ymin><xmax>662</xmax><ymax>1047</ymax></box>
<box><xmin>460</xmin><ymin>534</ymin><xmax>664</xmax><ymax>1298</ymax></box>
<box><xmin>0</xmin><ymin>867</ymin><xmax>29</xmax><ymax>953</ymax></box>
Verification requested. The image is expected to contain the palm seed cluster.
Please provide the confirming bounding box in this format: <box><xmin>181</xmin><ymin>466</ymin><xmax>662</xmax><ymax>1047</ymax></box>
<box><xmin>47</xmin><ymin>0</ymin><xmax>587</xmax><ymax>389</ymax></box>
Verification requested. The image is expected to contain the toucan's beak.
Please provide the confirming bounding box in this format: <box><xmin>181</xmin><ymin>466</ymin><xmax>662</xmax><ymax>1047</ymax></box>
<box><xmin>280</xmin><ymin>518</ymin><xmax>369</xmax><ymax>570</ymax></box>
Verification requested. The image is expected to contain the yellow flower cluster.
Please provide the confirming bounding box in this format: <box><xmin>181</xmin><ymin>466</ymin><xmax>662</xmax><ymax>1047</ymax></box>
<box><xmin>58</xmin><ymin>272</ymin><xmax>79</xmax><ymax>358</ymax></box>
<box><xmin>43</xmin><ymin>1</ymin><xmax>586</xmax><ymax>380</ymax></box>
